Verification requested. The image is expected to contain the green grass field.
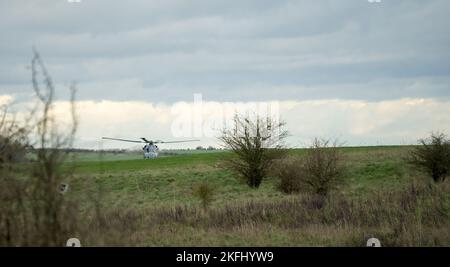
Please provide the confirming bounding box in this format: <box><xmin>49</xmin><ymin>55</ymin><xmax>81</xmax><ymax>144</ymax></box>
<box><xmin>60</xmin><ymin>146</ymin><xmax>449</xmax><ymax>246</ymax></box>
<box><xmin>68</xmin><ymin>147</ymin><xmax>410</xmax><ymax>208</ymax></box>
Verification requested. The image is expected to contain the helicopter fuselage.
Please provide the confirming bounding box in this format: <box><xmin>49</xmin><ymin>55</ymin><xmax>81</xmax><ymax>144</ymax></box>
<box><xmin>143</xmin><ymin>143</ymin><xmax>159</xmax><ymax>159</ymax></box>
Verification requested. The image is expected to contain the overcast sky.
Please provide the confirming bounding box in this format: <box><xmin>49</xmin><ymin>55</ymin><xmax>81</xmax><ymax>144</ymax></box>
<box><xmin>1</xmin><ymin>0</ymin><xmax>449</xmax><ymax>149</ymax></box>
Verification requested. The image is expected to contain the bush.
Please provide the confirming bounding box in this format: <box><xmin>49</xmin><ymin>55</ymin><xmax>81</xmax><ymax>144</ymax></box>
<box><xmin>274</xmin><ymin>156</ymin><xmax>305</xmax><ymax>194</ymax></box>
<box><xmin>193</xmin><ymin>181</ymin><xmax>215</xmax><ymax>210</ymax></box>
<box><xmin>275</xmin><ymin>138</ymin><xmax>345</xmax><ymax>196</ymax></box>
<box><xmin>302</xmin><ymin>138</ymin><xmax>345</xmax><ymax>196</ymax></box>
<box><xmin>219</xmin><ymin>114</ymin><xmax>288</xmax><ymax>188</ymax></box>
<box><xmin>410</xmin><ymin>132</ymin><xmax>450</xmax><ymax>183</ymax></box>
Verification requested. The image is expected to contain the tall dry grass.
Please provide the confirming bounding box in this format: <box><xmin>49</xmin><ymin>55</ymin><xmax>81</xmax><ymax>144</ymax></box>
<box><xmin>78</xmin><ymin>181</ymin><xmax>449</xmax><ymax>246</ymax></box>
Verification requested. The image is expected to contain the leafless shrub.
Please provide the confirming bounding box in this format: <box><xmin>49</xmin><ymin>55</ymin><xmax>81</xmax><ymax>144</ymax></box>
<box><xmin>219</xmin><ymin>114</ymin><xmax>288</xmax><ymax>188</ymax></box>
<box><xmin>409</xmin><ymin>132</ymin><xmax>450</xmax><ymax>183</ymax></box>
<box><xmin>274</xmin><ymin>138</ymin><xmax>345</xmax><ymax>196</ymax></box>
<box><xmin>0</xmin><ymin>49</ymin><xmax>80</xmax><ymax>246</ymax></box>
<box><xmin>0</xmin><ymin>98</ymin><xmax>34</xmax><ymax>245</ymax></box>
<box><xmin>273</xmin><ymin>156</ymin><xmax>305</xmax><ymax>194</ymax></box>
<box><xmin>302</xmin><ymin>138</ymin><xmax>345</xmax><ymax>196</ymax></box>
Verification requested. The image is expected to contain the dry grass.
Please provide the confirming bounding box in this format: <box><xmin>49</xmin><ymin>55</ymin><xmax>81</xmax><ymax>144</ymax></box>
<box><xmin>77</xmin><ymin>181</ymin><xmax>450</xmax><ymax>246</ymax></box>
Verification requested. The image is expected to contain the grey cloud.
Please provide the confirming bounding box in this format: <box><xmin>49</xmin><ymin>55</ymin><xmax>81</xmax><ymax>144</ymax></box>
<box><xmin>0</xmin><ymin>0</ymin><xmax>449</xmax><ymax>103</ymax></box>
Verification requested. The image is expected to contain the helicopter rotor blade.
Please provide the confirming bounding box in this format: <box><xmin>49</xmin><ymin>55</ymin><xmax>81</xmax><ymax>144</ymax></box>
<box><xmin>102</xmin><ymin>137</ymin><xmax>200</xmax><ymax>144</ymax></box>
<box><xmin>102</xmin><ymin>137</ymin><xmax>146</xmax><ymax>143</ymax></box>
<box><xmin>156</xmin><ymin>139</ymin><xmax>200</xmax><ymax>144</ymax></box>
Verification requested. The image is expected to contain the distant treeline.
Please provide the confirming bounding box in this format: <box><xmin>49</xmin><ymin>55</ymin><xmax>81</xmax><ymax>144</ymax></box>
<box><xmin>26</xmin><ymin>147</ymin><xmax>225</xmax><ymax>154</ymax></box>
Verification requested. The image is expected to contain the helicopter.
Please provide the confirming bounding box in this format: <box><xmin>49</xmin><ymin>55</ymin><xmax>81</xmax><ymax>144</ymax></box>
<box><xmin>102</xmin><ymin>137</ymin><xmax>200</xmax><ymax>159</ymax></box>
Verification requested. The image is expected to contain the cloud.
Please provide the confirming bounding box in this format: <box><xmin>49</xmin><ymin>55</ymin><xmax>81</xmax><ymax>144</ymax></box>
<box><xmin>0</xmin><ymin>95</ymin><xmax>13</xmax><ymax>106</ymax></box>
<box><xmin>4</xmin><ymin>96</ymin><xmax>447</xmax><ymax>149</ymax></box>
<box><xmin>0</xmin><ymin>0</ymin><xmax>449</xmax><ymax>103</ymax></box>
<box><xmin>1</xmin><ymin>1</ymin><xmax>449</xmax><ymax>147</ymax></box>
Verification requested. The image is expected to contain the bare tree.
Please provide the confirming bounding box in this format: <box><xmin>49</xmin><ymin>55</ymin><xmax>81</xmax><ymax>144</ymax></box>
<box><xmin>219</xmin><ymin>114</ymin><xmax>288</xmax><ymax>188</ymax></box>
<box><xmin>28</xmin><ymin>48</ymin><xmax>79</xmax><ymax>245</ymax></box>
<box><xmin>0</xmin><ymin>49</ymin><xmax>79</xmax><ymax>246</ymax></box>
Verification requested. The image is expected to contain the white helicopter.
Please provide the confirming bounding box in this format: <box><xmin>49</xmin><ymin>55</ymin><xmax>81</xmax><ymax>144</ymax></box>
<box><xmin>102</xmin><ymin>137</ymin><xmax>199</xmax><ymax>159</ymax></box>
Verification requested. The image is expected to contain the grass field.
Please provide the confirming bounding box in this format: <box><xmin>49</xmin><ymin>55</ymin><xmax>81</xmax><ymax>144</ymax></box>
<box><xmin>62</xmin><ymin>146</ymin><xmax>449</xmax><ymax>246</ymax></box>
<box><xmin>69</xmin><ymin>146</ymin><xmax>414</xmax><ymax>207</ymax></box>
